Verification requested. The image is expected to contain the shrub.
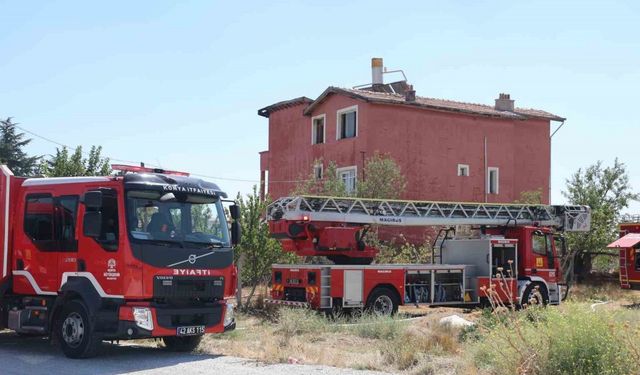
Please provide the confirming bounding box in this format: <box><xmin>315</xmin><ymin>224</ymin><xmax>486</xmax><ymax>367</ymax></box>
<box><xmin>468</xmin><ymin>303</ymin><xmax>640</xmax><ymax>375</ymax></box>
<box><xmin>273</xmin><ymin>307</ymin><xmax>331</xmax><ymax>340</ymax></box>
<box><xmin>349</xmin><ymin>313</ymin><xmax>406</xmax><ymax>340</ymax></box>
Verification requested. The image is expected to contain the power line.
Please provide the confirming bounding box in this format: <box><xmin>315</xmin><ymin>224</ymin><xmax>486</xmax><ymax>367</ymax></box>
<box><xmin>14</xmin><ymin>124</ymin><xmax>313</xmax><ymax>184</ymax></box>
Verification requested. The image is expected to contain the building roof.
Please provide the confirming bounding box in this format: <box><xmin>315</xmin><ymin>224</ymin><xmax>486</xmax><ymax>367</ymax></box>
<box><xmin>257</xmin><ymin>96</ymin><xmax>313</xmax><ymax>118</ymax></box>
<box><xmin>302</xmin><ymin>87</ymin><xmax>565</xmax><ymax>121</ymax></box>
<box><xmin>607</xmin><ymin>233</ymin><xmax>640</xmax><ymax>249</ymax></box>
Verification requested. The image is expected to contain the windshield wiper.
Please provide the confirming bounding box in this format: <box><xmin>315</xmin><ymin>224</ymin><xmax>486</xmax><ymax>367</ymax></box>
<box><xmin>142</xmin><ymin>239</ymin><xmax>184</xmax><ymax>248</ymax></box>
<box><xmin>183</xmin><ymin>240</ymin><xmax>226</xmax><ymax>249</ymax></box>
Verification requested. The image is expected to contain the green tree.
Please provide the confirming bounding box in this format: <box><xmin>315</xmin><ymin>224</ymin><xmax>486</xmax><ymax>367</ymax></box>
<box><xmin>0</xmin><ymin>117</ymin><xmax>40</xmax><ymax>176</ymax></box>
<box><xmin>562</xmin><ymin>159</ymin><xmax>638</xmax><ymax>281</ymax></box>
<box><xmin>358</xmin><ymin>152</ymin><xmax>406</xmax><ymax>199</ymax></box>
<box><xmin>41</xmin><ymin>145</ymin><xmax>111</xmax><ymax>177</ymax></box>
<box><xmin>514</xmin><ymin>188</ymin><xmax>543</xmax><ymax>204</ymax></box>
<box><xmin>293</xmin><ymin>153</ymin><xmax>406</xmax><ymax>199</ymax></box>
<box><xmin>292</xmin><ymin>160</ymin><xmax>347</xmax><ymax>197</ymax></box>
<box><xmin>236</xmin><ymin>186</ymin><xmax>296</xmax><ymax>309</ymax></box>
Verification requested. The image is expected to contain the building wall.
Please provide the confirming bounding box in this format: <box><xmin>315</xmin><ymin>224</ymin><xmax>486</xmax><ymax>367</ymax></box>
<box><xmin>261</xmin><ymin>93</ymin><xmax>551</xmax><ymax>204</ymax></box>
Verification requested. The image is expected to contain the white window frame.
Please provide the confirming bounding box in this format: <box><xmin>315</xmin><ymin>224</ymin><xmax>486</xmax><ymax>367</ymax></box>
<box><xmin>336</xmin><ymin>105</ymin><xmax>358</xmax><ymax>140</ymax></box>
<box><xmin>311</xmin><ymin>114</ymin><xmax>326</xmax><ymax>145</ymax></box>
<box><xmin>336</xmin><ymin>165</ymin><xmax>357</xmax><ymax>194</ymax></box>
<box><xmin>488</xmin><ymin>167</ymin><xmax>499</xmax><ymax>194</ymax></box>
<box><xmin>457</xmin><ymin>164</ymin><xmax>470</xmax><ymax>177</ymax></box>
<box><xmin>313</xmin><ymin>163</ymin><xmax>323</xmax><ymax>180</ymax></box>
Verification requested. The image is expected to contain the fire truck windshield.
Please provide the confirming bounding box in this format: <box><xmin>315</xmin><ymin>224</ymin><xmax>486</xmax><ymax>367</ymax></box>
<box><xmin>126</xmin><ymin>190</ymin><xmax>230</xmax><ymax>248</ymax></box>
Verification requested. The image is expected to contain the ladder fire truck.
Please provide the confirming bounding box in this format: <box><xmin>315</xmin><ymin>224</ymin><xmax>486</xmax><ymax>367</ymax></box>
<box><xmin>0</xmin><ymin>164</ymin><xmax>239</xmax><ymax>358</ymax></box>
<box><xmin>265</xmin><ymin>196</ymin><xmax>590</xmax><ymax>314</ymax></box>
<box><xmin>608</xmin><ymin>215</ymin><xmax>640</xmax><ymax>289</ymax></box>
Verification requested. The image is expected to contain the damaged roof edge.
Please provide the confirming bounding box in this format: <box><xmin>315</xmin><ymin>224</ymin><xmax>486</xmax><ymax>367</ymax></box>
<box><xmin>302</xmin><ymin>87</ymin><xmax>566</xmax><ymax>122</ymax></box>
<box><xmin>259</xmin><ymin>87</ymin><xmax>565</xmax><ymax>122</ymax></box>
<box><xmin>257</xmin><ymin>96</ymin><xmax>313</xmax><ymax>118</ymax></box>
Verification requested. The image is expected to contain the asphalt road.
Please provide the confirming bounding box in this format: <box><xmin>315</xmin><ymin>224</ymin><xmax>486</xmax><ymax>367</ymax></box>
<box><xmin>0</xmin><ymin>331</ymin><xmax>388</xmax><ymax>375</ymax></box>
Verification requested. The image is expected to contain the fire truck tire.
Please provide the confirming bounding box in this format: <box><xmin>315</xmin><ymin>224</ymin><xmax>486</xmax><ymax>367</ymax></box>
<box><xmin>521</xmin><ymin>283</ymin><xmax>549</xmax><ymax>307</ymax></box>
<box><xmin>56</xmin><ymin>300</ymin><xmax>102</xmax><ymax>359</ymax></box>
<box><xmin>365</xmin><ymin>287</ymin><xmax>399</xmax><ymax>316</ymax></box>
<box><xmin>162</xmin><ymin>335</ymin><xmax>203</xmax><ymax>352</ymax></box>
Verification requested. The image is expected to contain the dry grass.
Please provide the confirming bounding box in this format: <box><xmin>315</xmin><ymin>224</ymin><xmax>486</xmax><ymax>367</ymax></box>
<box><xmin>567</xmin><ymin>282</ymin><xmax>640</xmax><ymax>304</ymax></box>
<box><xmin>126</xmin><ymin>282</ymin><xmax>640</xmax><ymax>374</ymax></box>
<box><xmin>199</xmin><ymin>306</ymin><xmax>469</xmax><ymax>373</ymax></box>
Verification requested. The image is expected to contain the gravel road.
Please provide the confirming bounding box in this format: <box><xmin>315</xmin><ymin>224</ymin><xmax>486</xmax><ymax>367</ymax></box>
<box><xmin>0</xmin><ymin>331</ymin><xmax>389</xmax><ymax>375</ymax></box>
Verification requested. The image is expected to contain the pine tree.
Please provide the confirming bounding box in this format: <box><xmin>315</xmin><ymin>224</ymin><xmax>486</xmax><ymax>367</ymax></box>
<box><xmin>0</xmin><ymin>118</ymin><xmax>40</xmax><ymax>176</ymax></box>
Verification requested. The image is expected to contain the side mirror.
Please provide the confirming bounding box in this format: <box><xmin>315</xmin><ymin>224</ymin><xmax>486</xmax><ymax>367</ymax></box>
<box><xmin>230</xmin><ymin>204</ymin><xmax>241</xmax><ymax>246</ymax></box>
<box><xmin>229</xmin><ymin>204</ymin><xmax>240</xmax><ymax>220</ymax></box>
<box><xmin>83</xmin><ymin>211</ymin><xmax>102</xmax><ymax>238</ymax></box>
<box><xmin>83</xmin><ymin>191</ymin><xmax>103</xmax><ymax>209</ymax></box>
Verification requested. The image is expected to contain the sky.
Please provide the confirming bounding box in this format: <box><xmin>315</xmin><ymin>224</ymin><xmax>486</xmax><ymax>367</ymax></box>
<box><xmin>0</xmin><ymin>1</ymin><xmax>638</xmax><ymax>211</ymax></box>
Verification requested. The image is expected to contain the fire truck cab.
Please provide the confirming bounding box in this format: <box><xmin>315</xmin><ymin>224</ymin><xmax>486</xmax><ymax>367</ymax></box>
<box><xmin>0</xmin><ymin>165</ymin><xmax>239</xmax><ymax>358</ymax></box>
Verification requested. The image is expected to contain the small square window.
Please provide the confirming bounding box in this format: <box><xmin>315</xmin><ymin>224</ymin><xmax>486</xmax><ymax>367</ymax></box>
<box><xmin>457</xmin><ymin>164</ymin><xmax>469</xmax><ymax>177</ymax></box>
<box><xmin>312</xmin><ymin>115</ymin><xmax>325</xmax><ymax>145</ymax></box>
<box><xmin>337</xmin><ymin>106</ymin><xmax>357</xmax><ymax>140</ymax></box>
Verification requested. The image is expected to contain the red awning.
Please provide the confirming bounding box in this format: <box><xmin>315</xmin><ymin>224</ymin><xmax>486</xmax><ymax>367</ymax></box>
<box><xmin>607</xmin><ymin>233</ymin><xmax>640</xmax><ymax>248</ymax></box>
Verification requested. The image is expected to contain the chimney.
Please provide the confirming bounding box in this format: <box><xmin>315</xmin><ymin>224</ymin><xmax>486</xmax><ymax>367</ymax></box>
<box><xmin>495</xmin><ymin>93</ymin><xmax>514</xmax><ymax>111</ymax></box>
<box><xmin>371</xmin><ymin>57</ymin><xmax>384</xmax><ymax>91</ymax></box>
<box><xmin>405</xmin><ymin>85</ymin><xmax>416</xmax><ymax>102</ymax></box>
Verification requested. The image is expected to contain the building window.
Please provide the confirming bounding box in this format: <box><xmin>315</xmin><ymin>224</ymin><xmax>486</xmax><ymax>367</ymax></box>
<box><xmin>337</xmin><ymin>106</ymin><xmax>358</xmax><ymax>140</ymax></box>
<box><xmin>337</xmin><ymin>166</ymin><xmax>357</xmax><ymax>194</ymax></box>
<box><xmin>457</xmin><ymin>164</ymin><xmax>469</xmax><ymax>177</ymax></box>
<box><xmin>488</xmin><ymin>167</ymin><xmax>499</xmax><ymax>194</ymax></box>
<box><xmin>311</xmin><ymin>114</ymin><xmax>325</xmax><ymax>145</ymax></box>
<box><xmin>314</xmin><ymin>163</ymin><xmax>323</xmax><ymax>180</ymax></box>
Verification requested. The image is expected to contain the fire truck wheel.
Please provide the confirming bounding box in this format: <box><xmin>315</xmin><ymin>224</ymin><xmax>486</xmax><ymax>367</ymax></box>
<box><xmin>56</xmin><ymin>300</ymin><xmax>102</xmax><ymax>359</ymax></box>
<box><xmin>162</xmin><ymin>335</ymin><xmax>203</xmax><ymax>352</ymax></box>
<box><xmin>521</xmin><ymin>283</ymin><xmax>549</xmax><ymax>307</ymax></box>
<box><xmin>366</xmin><ymin>287</ymin><xmax>399</xmax><ymax>316</ymax></box>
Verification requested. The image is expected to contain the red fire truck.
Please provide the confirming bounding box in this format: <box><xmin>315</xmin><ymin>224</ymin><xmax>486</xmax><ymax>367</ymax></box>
<box><xmin>0</xmin><ymin>164</ymin><xmax>239</xmax><ymax>358</ymax></box>
<box><xmin>608</xmin><ymin>215</ymin><xmax>640</xmax><ymax>289</ymax></box>
<box><xmin>266</xmin><ymin>196</ymin><xmax>590</xmax><ymax>314</ymax></box>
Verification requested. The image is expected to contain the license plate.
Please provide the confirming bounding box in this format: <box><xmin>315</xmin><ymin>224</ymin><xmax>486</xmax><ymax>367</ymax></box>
<box><xmin>177</xmin><ymin>325</ymin><xmax>205</xmax><ymax>336</ymax></box>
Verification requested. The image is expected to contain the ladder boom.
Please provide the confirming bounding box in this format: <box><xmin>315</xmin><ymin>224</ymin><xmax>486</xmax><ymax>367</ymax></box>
<box><xmin>267</xmin><ymin>196</ymin><xmax>591</xmax><ymax>232</ymax></box>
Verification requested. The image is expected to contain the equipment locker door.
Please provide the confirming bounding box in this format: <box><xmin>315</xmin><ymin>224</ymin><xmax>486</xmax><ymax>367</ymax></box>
<box><xmin>343</xmin><ymin>270</ymin><xmax>363</xmax><ymax>307</ymax></box>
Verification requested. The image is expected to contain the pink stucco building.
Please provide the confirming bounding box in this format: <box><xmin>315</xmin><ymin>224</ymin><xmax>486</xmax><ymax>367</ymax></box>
<box><xmin>258</xmin><ymin>59</ymin><xmax>564</xmax><ymax>205</ymax></box>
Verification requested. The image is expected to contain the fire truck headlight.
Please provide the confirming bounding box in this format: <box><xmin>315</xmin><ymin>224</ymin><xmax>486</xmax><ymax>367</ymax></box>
<box><xmin>133</xmin><ymin>307</ymin><xmax>154</xmax><ymax>331</ymax></box>
<box><xmin>223</xmin><ymin>302</ymin><xmax>235</xmax><ymax>327</ymax></box>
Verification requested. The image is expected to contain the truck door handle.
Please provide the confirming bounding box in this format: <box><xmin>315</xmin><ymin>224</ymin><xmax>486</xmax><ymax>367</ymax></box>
<box><xmin>78</xmin><ymin>259</ymin><xmax>86</xmax><ymax>272</ymax></box>
<box><xmin>531</xmin><ymin>268</ymin><xmax>537</xmax><ymax>274</ymax></box>
<box><xmin>16</xmin><ymin>259</ymin><xmax>24</xmax><ymax>270</ymax></box>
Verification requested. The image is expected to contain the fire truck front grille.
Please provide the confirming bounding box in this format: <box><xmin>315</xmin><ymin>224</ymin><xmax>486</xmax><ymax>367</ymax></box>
<box><xmin>154</xmin><ymin>304</ymin><xmax>223</xmax><ymax>329</ymax></box>
<box><xmin>153</xmin><ymin>276</ymin><xmax>224</xmax><ymax>300</ymax></box>
<box><xmin>284</xmin><ymin>287</ymin><xmax>306</xmax><ymax>302</ymax></box>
